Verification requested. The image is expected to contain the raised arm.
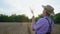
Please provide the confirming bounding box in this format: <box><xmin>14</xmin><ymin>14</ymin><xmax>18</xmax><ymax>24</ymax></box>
<box><xmin>30</xmin><ymin>8</ymin><xmax>35</xmax><ymax>31</ymax></box>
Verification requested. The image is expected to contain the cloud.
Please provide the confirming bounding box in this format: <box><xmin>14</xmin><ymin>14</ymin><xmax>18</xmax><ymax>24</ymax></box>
<box><xmin>0</xmin><ymin>0</ymin><xmax>60</xmax><ymax>18</ymax></box>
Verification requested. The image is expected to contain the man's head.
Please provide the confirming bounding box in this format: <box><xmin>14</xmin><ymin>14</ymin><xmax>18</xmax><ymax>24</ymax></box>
<box><xmin>42</xmin><ymin>5</ymin><xmax>54</xmax><ymax>16</ymax></box>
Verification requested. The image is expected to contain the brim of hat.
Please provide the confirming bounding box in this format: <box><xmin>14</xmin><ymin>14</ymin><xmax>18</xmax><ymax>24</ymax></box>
<box><xmin>42</xmin><ymin>5</ymin><xmax>46</xmax><ymax>9</ymax></box>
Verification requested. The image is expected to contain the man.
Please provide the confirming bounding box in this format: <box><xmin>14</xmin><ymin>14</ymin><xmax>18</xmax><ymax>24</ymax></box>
<box><xmin>33</xmin><ymin>5</ymin><xmax>54</xmax><ymax>34</ymax></box>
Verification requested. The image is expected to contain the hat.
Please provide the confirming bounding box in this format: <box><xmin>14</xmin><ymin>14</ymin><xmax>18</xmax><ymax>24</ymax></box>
<box><xmin>42</xmin><ymin>5</ymin><xmax>54</xmax><ymax>16</ymax></box>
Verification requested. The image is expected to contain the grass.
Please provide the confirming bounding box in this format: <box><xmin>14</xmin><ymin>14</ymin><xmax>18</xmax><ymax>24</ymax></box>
<box><xmin>0</xmin><ymin>22</ymin><xmax>60</xmax><ymax>34</ymax></box>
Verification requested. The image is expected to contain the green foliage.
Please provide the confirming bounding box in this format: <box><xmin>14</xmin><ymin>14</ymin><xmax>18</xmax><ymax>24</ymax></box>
<box><xmin>0</xmin><ymin>14</ymin><xmax>9</xmax><ymax>22</ymax></box>
<box><xmin>0</xmin><ymin>13</ymin><xmax>60</xmax><ymax>24</ymax></box>
<box><xmin>54</xmin><ymin>13</ymin><xmax>60</xmax><ymax>24</ymax></box>
<box><xmin>0</xmin><ymin>14</ymin><xmax>29</xmax><ymax>22</ymax></box>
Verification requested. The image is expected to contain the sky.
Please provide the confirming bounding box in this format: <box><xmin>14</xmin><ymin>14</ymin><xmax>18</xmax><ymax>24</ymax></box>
<box><xmin>0</xmin><ymin>0</ymin><xmax>60</xmax><ymax>18</ymax></box>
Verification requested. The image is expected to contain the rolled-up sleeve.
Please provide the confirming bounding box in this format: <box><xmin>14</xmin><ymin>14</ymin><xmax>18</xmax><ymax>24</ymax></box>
<box><xmin>33</xmin><ymin>18</ymin><xmax>46</xmax><ymax>30</ymax></box>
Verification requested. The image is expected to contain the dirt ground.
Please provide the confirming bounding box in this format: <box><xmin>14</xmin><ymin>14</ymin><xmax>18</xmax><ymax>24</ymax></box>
<box><xmin>0</xmin><ymin>22</ymin><xmax>60</xmax><ymax>34</ymax></box>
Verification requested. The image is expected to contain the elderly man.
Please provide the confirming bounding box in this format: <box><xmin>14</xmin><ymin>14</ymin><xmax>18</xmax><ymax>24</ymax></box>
<box><xmin>33</xmin><ymin>5</ymin><xmax>54</xmax><ymax>34</ymax></box>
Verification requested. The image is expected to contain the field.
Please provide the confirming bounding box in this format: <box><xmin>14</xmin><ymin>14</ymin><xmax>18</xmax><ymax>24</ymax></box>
<box><xmin>0</xmin><ymin>22</ymin><xmax>60</xmax><ymax>34</ymax></box>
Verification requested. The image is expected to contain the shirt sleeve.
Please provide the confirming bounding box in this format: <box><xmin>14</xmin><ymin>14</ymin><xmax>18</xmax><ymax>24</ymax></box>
<box><xmin>33</xmin><ymin>18</ymin><xmax>46</xmax><ymax>31</ymax></box>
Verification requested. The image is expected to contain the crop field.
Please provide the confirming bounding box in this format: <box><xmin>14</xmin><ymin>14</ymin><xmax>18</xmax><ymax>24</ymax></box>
<box><xmin>0</xmin><ymin>22</ymin><xmax>60</xmax><ymax>34</ymax></box>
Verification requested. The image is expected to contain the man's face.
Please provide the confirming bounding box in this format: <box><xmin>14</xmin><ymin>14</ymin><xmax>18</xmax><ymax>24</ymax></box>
<box><xmin>43</xmin><ymin>9</ymin><xmax>47</xmax><ymax>16</ymax></box>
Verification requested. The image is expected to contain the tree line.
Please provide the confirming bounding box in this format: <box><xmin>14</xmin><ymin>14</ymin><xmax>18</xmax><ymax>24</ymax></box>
<box><xmin>0</xmin><ymin>14</ymin><xmax>29</xmax><ymax>22</ymax></box>
<box><xmin>0</xmin><ymin>13</ymin><xmax>60</xmax><ymax>24</ymax></box>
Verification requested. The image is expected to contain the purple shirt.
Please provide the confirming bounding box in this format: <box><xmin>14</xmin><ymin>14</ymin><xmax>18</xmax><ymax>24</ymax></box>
<box><xmin>33</xmin><ymin>16</ymin><xmax>54</xmax><ymax>34</ymax></box>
